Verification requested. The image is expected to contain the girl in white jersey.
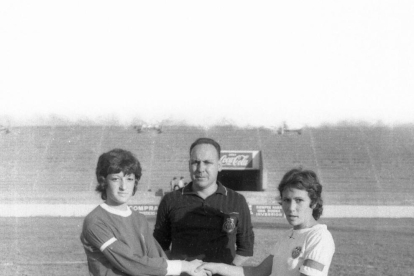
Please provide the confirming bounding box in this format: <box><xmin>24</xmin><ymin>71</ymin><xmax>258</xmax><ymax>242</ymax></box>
<box><xmin>197</xmin><ymin>168</ymin><xmax>335</xmax><ymax>276</ymax></box>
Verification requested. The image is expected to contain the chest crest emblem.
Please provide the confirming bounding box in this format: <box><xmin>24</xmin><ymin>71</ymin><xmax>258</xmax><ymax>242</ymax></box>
<box><xmin>222</xmin><ymin>218</ymin><xmax>236</xmax><ymax>233</ymax></box>
<box><xmin>291</xmin><ymin>246</ymin><xmax>302</xmax><ymax>259</ymax></box>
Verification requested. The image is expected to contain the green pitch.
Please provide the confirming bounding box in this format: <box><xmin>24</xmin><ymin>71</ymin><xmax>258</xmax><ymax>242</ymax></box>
<box><xmin>1</xmin><ymin>217</ymin><xmax>413</xmax><ymax>275</ymax></box>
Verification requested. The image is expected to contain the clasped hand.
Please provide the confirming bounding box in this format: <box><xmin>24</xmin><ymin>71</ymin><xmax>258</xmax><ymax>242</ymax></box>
<box><xmin>192</xmin><ymin>262</ymin><xmax>222</xmax><ymax>276</ymax></box>
<box><xmin>184</xmin><ymin>259</ymin><xmax>210</xmax><ymax>276</ymax></box>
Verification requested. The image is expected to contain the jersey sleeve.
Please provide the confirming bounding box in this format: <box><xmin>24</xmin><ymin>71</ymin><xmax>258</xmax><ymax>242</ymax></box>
<box><xmin>141</xmin><ymin>215</ymin><xmax>168</xmax><ymax>259</ymax></box>
<box><xmin>84</xmin><ymin>218</ymin><xmax>169</xmax><ymax>276</ymax></box>
<box><xmin>153</xmin><ymin>196</ymin><xmax>172</xmax><ymax>251</ymax></box>
<box><xmin>235</xmin><ymin>195</ymin><xmax>254</xmax><ymax>256</ymax></box>
<box><xmin>299</xmin><ymin>229</ymin><xmax>335</xmax><ymax>276</ymax></box>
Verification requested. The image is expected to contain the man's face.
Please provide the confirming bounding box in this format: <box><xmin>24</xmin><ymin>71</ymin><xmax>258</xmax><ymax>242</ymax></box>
<box><xmin>189</xmin><ymin>143</ymin><xmax>222</xmax><ymax>191</ymax></box>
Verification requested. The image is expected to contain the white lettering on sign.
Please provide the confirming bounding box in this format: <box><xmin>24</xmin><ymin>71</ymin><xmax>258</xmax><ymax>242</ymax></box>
<box><xmin>256</xmin><ymin>213</ymin><xmax>279</xmax><ymax>217</ymax></box>
<box><xmin>256</xmin><ymin>206</ymin><xmax>271</xmax><ymax>209</ymax></box>
<box><xmin>251</xmin><ymin>205</ymin><xmax>284</xmax><ymax>217</ymax></box>
<box><xmin>130</xmin><ymin>205</ymin><xmax>158</xmax><ymax>212</ymax></box>
<box><xmin>140</xmin><ymin>211</ymin><xmax>157</xmax><ymax>216</ymax></box>
<box><xmin>220</xmin><ymin>155</ymin><xmax>250</xmax><ymax>167</ymax></box>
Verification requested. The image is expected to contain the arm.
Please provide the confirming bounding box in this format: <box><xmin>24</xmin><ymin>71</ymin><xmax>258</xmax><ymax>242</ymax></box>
<box><xmin>198</xmin><ymin>255</ymin><xmax>273</xmax><ymax>276</ymax></box>
<box><xmin>163</xmin><ymin>250</ymin><xmax>173</xmax><ymax>259</ymax></box>
<box><xmin>84</xmin><ymin>221</ymin><xmax>209</xmax><ymax>276</ymax></box>
<box><xmin>231</xmin><ymin>254</ymin><xmax>249</xmax><ymax>266</ymax></box>
<box><xmin>84</xmin><ymin>221</ymin><xmax>168</xmax><ymax>276</ymax></box>
<box><xmin>298</xmin><ymin>229</ymin><xmax>335</xmax><ymax>276</ymax></box>
<box><xmin>153</xmin><ymin>196</ymin><xmax>173</xmax><ymax>251</ymax></box>
<box><xmin>243</xmin><ymin>255</ymin><xmax>273</xmax><ymax>276</ymax></box>
<box><xmin>182</xmin><ymin>259</ymin><xmax>210</xmax><ymax>276</ymax></box>
<box><xmin>234</xmin><ymin>195</ymin><xmax>254</xmax><ymax>260</ymax></box>
<box><xmin>144</xmin><ymin>218</ymin><xmax>204</xmax><ymax>276</ymax></box>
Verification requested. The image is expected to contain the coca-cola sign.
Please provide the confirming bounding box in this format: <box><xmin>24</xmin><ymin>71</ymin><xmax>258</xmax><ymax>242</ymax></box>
<box><xmin>220</xmin><ymin>152</ymin><xmax>253</xmax><ymax>168</ymax></box>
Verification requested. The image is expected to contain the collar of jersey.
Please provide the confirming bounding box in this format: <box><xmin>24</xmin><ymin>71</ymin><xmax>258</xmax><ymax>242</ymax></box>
<box><xmin>292</xmin><ymin>223</ymin><xmax>326</xmax><ymax>234</ymax></box>
<box><xmin>100</xmin><ymin>203</ymin><xmax>132</xmax><ymax>217</ymax></box>
<box><xmin>182</xmin><ymin>181</ymin><xmax>228</xmax><ymax>196</ymax></box>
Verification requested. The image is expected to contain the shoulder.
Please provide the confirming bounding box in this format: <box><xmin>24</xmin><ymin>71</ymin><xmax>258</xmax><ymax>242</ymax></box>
<box><xmin>224</xmin><ymin>187</ymin><xmax>248</xmax><ymax>202</ymax></box>
<box><xmin>160</xmin><ymin>190</ymin><xmax>183</xmax><ymax>203</ymax></box>
<box><xmin>157</xmin><ymin>191</ymin><xmax>185</xmax><ymax>213</ymax></box>
<box><xmin>83</xmin><ymin>205</ymin><xmax>136</xmax><ymax>230</ymax></box>
<box><xmin>301</xmin><ymin>224</ymin><xmax>335</xmax><ymax>267</ymax></box>
<box><xmin>310</xmin><ymin>225</ymin><xmax>333</xmax><ymax>237</ymax></box>
<box><xmin>306</xmin><ymin>224</ymin><xmax>335</xmax><ymax>247</ymax></box>
<box><xmin>163</xmin><ymin>190</ymin><xmax>184</xmax><ymax>199</ymax></box>
<box><xmin>83</xmin><ymin>205</ymin><xmax>107</xmax><ymax>226</ymax></box>
<box><xmin>81</xmin><ymin>205</ymin><xmax>114</xmax><ymax>239</ymax></box>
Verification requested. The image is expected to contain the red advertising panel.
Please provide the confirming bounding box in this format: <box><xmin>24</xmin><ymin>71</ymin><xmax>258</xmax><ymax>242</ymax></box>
<box><xmin>220</xmin><ymin>152</ymin><xmax>253</xmax><ymax>169</ymax></box>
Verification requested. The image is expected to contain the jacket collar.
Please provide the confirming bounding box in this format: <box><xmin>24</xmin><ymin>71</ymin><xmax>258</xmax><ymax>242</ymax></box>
<box><xmin>182</xmin><ymin>181</ymin><xmax>228</xmax><ymax>196</ymax></box>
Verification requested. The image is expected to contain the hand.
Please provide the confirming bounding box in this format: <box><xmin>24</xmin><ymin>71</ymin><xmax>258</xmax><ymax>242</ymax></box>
<box><xmin>196</xmin><ymin>262</ymin><xmax>244</xmax><ymax>276</ymax></box>
<box><xmin>195</xmin><ymin>262</ymin><xmax>222</xmax><ymax>275</ymax></box>
<box><xmin>232</xmin><ymin>254</ymin><xmax>249</xmax><ymax>266</ymax></box>
<box><xmin>164</xmin><ymin>250</ymin><xmax>172</xmax><ymax>259</ymax></box>
<box><xmin>191</xmin><ymin>267</ymin><xmax>211</xmax><ymax>276</ymax></box>
<box><xmin>182</xmin><ymin>259</ymin><xmax>208</xmax><ymax>276</ymax></box>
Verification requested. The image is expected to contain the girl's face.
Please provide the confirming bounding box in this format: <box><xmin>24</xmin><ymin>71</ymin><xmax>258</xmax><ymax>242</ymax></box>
<box><xmin>281</xmin><ymin>187</ymin><xmax>315</xmax><ymax>230</ymax></box>
<box><xmin>104</xmin><ymin>172</ymin><xmax>136</xmax><ymax>210</ymax></box>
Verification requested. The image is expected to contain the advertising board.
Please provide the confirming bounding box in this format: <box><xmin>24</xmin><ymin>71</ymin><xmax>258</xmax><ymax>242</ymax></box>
<box><xmin>130</xmin><ymin>204</ymin><xmax>159</xmax><ymax>216</ymax></box>
<box><xmin>249</xmin><ymin>205</ymin><xmax>284</xmax><ymax>217</ymax></box>
<box><xmin>220</xmin><ymin>150</ymin><xmax>261</xmax><ymax>170</ymax></box>
<box><xmin>130</xmin><ymin>204</ymin><xmax>284</xmax><ymax>217</ymax></box>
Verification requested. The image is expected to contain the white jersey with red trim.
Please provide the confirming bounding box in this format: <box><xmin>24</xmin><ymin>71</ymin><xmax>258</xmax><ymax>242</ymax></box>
<box><xmin>270</xmin><ymin>224</ymin><xmax>335</xmax><ymax>276</ymax></box>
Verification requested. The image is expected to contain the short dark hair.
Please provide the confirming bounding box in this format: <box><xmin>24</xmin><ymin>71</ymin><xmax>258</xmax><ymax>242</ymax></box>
<box><xmin>189</xmin><ymin>138</ymin><xmax>221</xmax><ymax>158</ymax></box>
<box><xmin>95</xmin><ymin>148</ymin><xmax>142</xmax><ymax>200</ymax></box>
<box><xmin>278</xmin><ymin>168</ymin><xmax>323</xmax><ymax>220</ymax></box>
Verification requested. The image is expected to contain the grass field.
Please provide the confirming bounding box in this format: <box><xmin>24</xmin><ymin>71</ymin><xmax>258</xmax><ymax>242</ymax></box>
<box><xmin>1</xmin><ymin>217</ymin><xmax>413</xmax><ymax>276</ymax></box>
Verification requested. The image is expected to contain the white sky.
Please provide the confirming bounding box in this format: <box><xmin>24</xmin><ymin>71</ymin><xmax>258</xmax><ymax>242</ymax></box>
<box><xmin>1</xmin><ymin>1</ymin><xmax>413</xmax><ymax>128</ymax></box>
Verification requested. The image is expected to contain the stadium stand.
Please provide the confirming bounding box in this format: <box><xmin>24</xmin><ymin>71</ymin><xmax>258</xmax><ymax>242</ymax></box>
<box><xmin>1</xmin><ymin>123</ymin><xmax>413</xmax><ymax>206</ymax></box>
